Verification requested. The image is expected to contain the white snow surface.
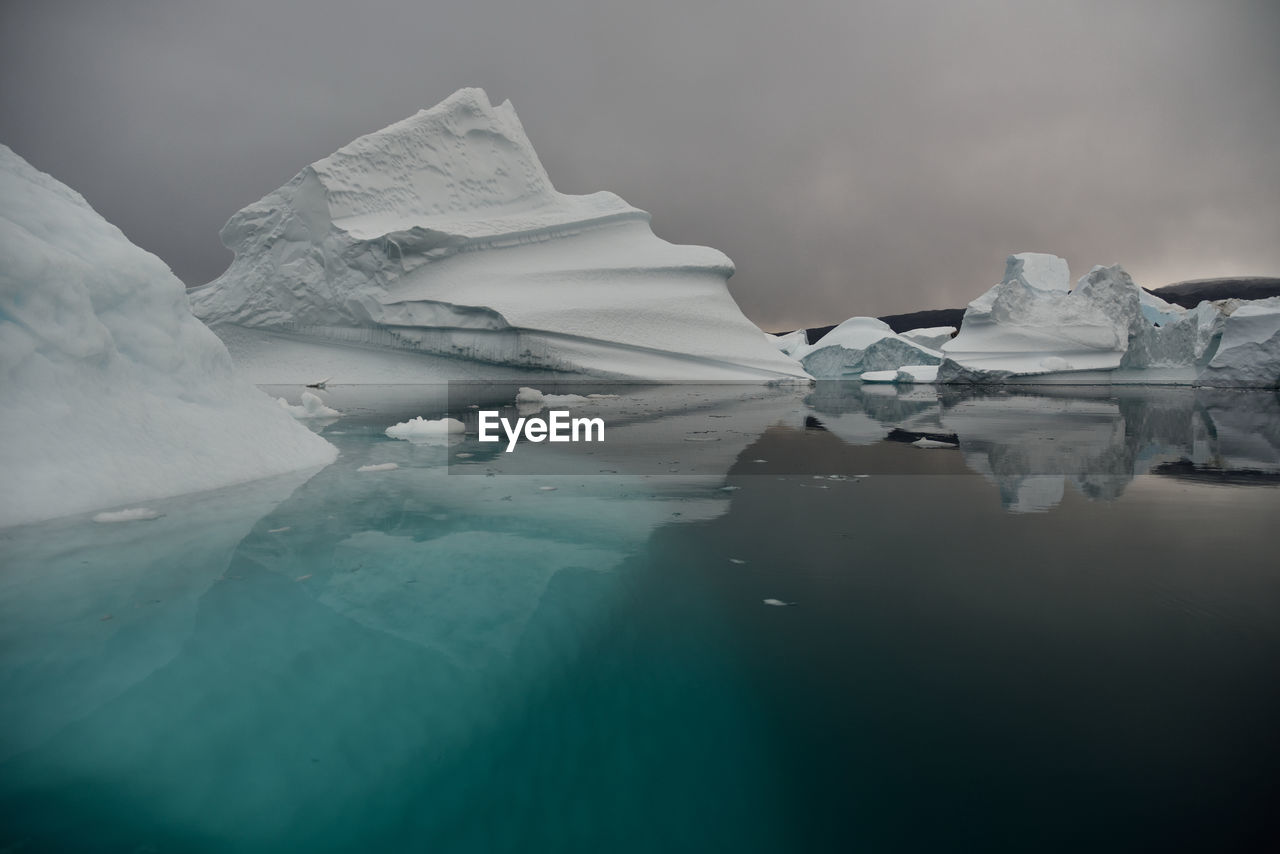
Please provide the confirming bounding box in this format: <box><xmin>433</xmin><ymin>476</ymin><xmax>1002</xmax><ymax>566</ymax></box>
<box><xmin>899</xmin><ymin>326</ymin><xmax>956</xmax><ymax>350</ymax></box>
<box><xmin>190</xmin><ymin>88</ymin><xmax>809</xmax><ymax>383</ymax></box>
<box><xmin>860</xmin><ymin>364</ymin><xmax>939</xmax><ymax>384</ymax></box>
<box><xmin>798</xmin><ymin>317</ymin><xmax>942</xmax><ymax>380</ymax></box>
<box><xmin>0</xmin><ymin>144</ymin><xmax>337</xmax><ymax>528</ymax></box>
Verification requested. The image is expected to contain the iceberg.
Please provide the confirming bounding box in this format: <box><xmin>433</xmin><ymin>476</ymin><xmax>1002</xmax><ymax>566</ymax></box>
<box><xmin>1196</xmin><ymin>297</ymin><xmax>1280</xmax><ymax>387</ymax></box>
<box><xmin>935</xmin><ymin>253</ymin><xmax>1280</xmax><ymax>387</ymax></box>
<box><xmin>190</xmin><ymin>88</ymin><xmax>809</xmax><ymax>384</ymax></box>
<box><xmin>937</xmin><ymin>254</ymin><xmax>1143</xmax><ymax>382</ymax></box>
<box><xmin>0</xmin><ymin>145</ymin><xmax>337</xmax><ymax>528</ymax></box>
<box><xmin>797</xmin><ymin>317</ymin><xmax>942</xmax><ymax>380</ymax></box>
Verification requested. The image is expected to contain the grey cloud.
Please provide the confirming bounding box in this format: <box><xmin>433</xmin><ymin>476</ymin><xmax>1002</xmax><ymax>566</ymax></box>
<box><xmin>2</xmin><ymin>0</ymin><xmax>1277</xmax><ymax>332</ymax></box>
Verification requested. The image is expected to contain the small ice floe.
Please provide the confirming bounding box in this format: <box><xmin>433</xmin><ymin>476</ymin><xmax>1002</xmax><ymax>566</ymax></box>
<box><xmin>718</xmin><ymin>485</ymin><xmax>740</xmax><ymax>492</ymax></box>
<box><xmin>752</xmin><ymin>459</ymin><xmax>768</xmax><ymax>463</ymax></box>
<box><xmin>358</xmin><ymin>463</ymin><xmax>399</xmax><ymax>472</ymax></box>
<box><xmin>729</xmin><ymin>558</ymin><xmax>747</xmax><ymax>565</ymax></box>
<box><xmin>538</xmin><ymin>486</ymin><xmax>558</xmax><ymax>491</ymax></box>
<box><xmin>295</xmin><ymin>574</ymin><xmax>312</xmax><ymax>582</ymax></box>
<box><xmin>763</xmin><ymin>598</ymin><xmax>797</xmax><ymax>607</ymax></box>
<box><xmin>911</xmin><ymin>438</ymin><xmax>958</xmax><ymax>449</ymax></box>
<box><xmin>93</xmin><ymin>508</ymin><xmax>161</xmax><ymax>523</ymax></box>
<box><xmin>278</xmin><ymin>391</ymin><xmax>340</xmax><ymax>418</ymax></box>
<box><xmin>385</xmin><ymin>416</ymin><xmax>465</xmax><ymax>442</ymax></box>
<box><xmin>516</xmin><ymin>387</ymin><xmax>619</xmax><ymax>407</ymax></box>
<box><xmin>268</xmin><ymin>526</ymin><xmax>291</xmax><ymax>533</ymax></box>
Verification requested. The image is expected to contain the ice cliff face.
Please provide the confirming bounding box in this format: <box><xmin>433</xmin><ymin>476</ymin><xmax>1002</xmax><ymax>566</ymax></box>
<box><xmin>190</xmin><ymin>88</ymin><xmax>809</xmax><ymax>383</ymax></box>
<box><xmin>0</xmin><ymin>145</ymin><xmax>337</xmax><ymax>528</ymax></box>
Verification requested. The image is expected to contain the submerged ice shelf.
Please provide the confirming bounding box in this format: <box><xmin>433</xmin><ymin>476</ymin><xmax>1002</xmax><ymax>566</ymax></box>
<box><xmin>190</xmin><ymin>88</ymin><xmax>809</xmax><ymax>384</ymax></box>
<box><xmin>0</xmin><ymin>145</ymin><xmax>336</xmax><ymax>528</ymax></box>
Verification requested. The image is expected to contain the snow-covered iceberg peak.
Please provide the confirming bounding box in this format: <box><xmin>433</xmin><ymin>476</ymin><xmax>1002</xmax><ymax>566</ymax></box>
<box><xmin>0</xmin><ymin>144</ymin><xmax>337</xmax><ymax>528</ymax></box>
<box><xmin>191</xmin><ymin>88</ymin><xmax>809</xmax><ymax>383</ymax></box>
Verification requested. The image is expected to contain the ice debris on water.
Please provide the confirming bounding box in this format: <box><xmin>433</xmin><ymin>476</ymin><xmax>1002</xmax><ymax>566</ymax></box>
<box><xmin>357</xmin><ymin>463</ymin><xmax>399</xmax><ymax>472</ymax></box>
<box><xmin>763</xmin><ymin>598</ymin><xmax>796</xmax><ymax>607</ymax></box>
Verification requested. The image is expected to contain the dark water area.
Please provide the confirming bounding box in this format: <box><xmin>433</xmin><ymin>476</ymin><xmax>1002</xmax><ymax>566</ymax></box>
<box><xmin>2</xmin><ymin>384</ymin><xmax>1277</xmax><ymax>852</ymax></box>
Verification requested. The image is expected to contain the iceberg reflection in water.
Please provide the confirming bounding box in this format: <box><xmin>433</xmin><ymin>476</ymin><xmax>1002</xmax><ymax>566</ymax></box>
<box><xmin>1</xmin><ymin>383</ymin><xmax>1277</xmax><ymax>852</ymax></box>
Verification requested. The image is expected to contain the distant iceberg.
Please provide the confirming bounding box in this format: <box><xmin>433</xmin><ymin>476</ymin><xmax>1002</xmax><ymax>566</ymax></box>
<box><xmin>934</xmin><ymin>253</ymin><xmax>1280</xmax><ymax>387</ymax></box>
<box><xmin>796</xmin><ymin>316</ymin><xmax>942</xmax><ymax>380</ymax></box>
<box><xmin>190</xmin><ymin>88</ymin><xmax>809</xmax><ymax>384</ymax></box>
<box><xmin>0</xmin><ymin>145</ymin><xmax>337</xmax><ymax>528</ymax></box>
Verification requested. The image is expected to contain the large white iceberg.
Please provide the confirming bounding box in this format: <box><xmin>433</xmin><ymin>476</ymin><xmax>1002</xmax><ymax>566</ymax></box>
<box><xmin>797</xmin><ymin>316</ymin><xmax>941</xmax><ymax>380</ymax></box>
<box><xmin>0</xmin><ymin>145</ymin><xmax>337</xmax><ymax>528</ymax></box>
<box><xmin>190</xmin><ymin>88</ymin><xmax>809</xmax><ymax>384</ymax></box>
<box><xmin>936</xmin><ymin>253</ymin><xmax>1280</xmax><ymax>387</ymax></box>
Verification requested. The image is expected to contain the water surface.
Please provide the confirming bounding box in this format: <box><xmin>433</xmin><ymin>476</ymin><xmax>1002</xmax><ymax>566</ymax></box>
<box><xmin>2</xmin><ymin>384</ymin><xmax>1277</xmax><ymax>852</ymax></box>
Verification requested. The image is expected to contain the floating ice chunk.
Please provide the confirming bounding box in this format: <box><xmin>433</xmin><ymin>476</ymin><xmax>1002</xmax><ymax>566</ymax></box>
<box><xmin>92</xmin><ymin>508</ymin><xmax>162</xmax><ymax>523</ymax></box>
<box><xmin>516</xmin><ymin>387</ymin><xmax>619</xmax><ymax>407</ymax></box>
<box><xmin>278</xmin><ymin>391</ymin><xmax>341</xmax><ymax>418</ymax></box>
<box><xmin>763</xmin><ymin>598</ymin><xmax>796</xmax><ymax>607</ymax></box>
<box><xmin>729</xmin><ymin>558</ymin><xmax>747</xmax><ymax>565</ymax></box>
<box><xmin>385</xmin><ymin>416</ymin><xmax>465</xmax><ymax>442</ymax></box>
<box><xmin>357</xmin><ymin>463</ymin><xmax>399</xmax><ymax>472</ymax></box>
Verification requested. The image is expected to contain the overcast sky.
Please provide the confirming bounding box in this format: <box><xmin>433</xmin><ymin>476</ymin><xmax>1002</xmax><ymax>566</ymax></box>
<box><xmin>2</xmin><ymin>0</ymin><xmax>1277</xmax><ymax>330</ymax></box>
